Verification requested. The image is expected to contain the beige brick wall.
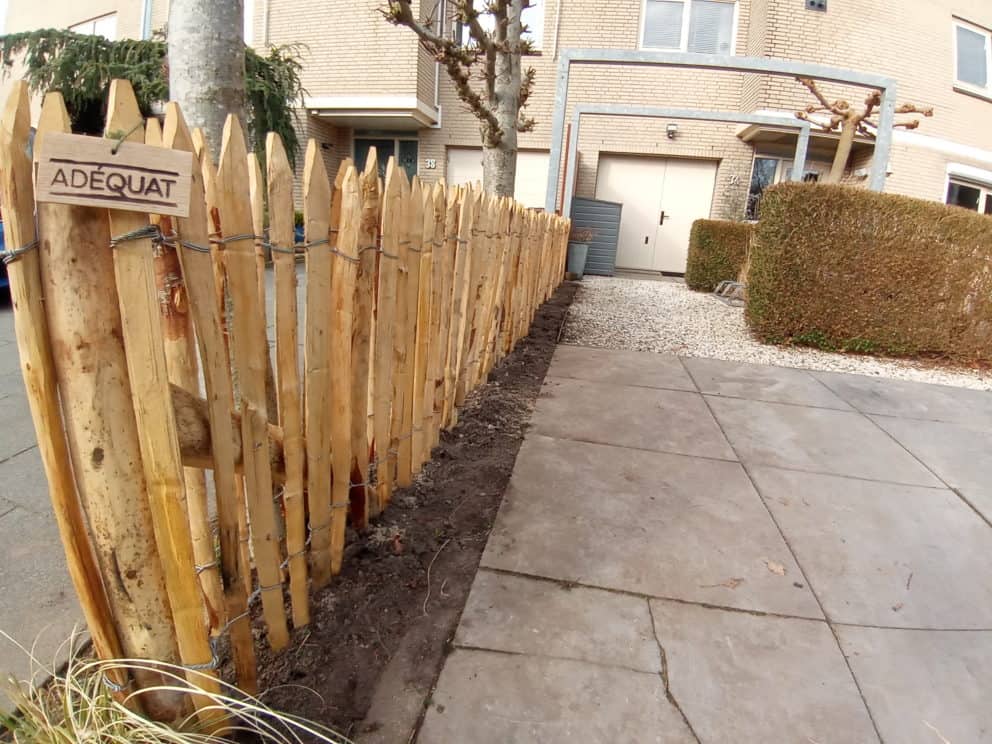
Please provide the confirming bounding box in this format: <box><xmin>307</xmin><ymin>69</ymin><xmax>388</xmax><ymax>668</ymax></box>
<box><xmin>5</xmin><ymin>0</ymin><xmax>143</xmax><ymax>38</ymax></box>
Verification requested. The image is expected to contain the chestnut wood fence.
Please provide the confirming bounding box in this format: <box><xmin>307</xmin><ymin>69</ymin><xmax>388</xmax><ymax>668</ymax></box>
<box><xmin>0</xmin><ymin>79</ymin><xmax>567</xmax><ymax>721</ymax></box>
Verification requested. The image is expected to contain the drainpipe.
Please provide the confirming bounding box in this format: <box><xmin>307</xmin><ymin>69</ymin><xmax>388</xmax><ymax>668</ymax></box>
<box><xmin>140</xmin><ymin>0</ymin><xmax>152</xmax><ymax>39</ymax></box>
<box><xmin>551</xmin><ymin>0</ymin><xmax>563</xmax><ymax>59</ymax></box>
<box><xmin>430</xmin><ymin>0</ymin><xmax>444</xmax><ymax>128</ymax></box>
<box><xmin>263</xmin><ymin>0</ymin><xmax>270</xmax><ymax>45</ymax></box>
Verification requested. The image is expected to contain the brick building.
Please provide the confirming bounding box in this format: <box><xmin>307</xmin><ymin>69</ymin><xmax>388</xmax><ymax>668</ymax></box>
<box><xmin>5</xmin><ymin>0</ymin><xmax>992</xmax><ymax>272</ymax></box>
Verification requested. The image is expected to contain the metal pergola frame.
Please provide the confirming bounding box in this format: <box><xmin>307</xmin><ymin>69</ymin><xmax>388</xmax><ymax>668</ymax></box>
<box><xmin>545</xmin><ymin>49</ymin><xmax>898</xmax><ymax>213</ymax></box>
<box><xmin>561</xmin><ymin>106</ymin><xmax>813</xmax><ymax>218</ymax></box>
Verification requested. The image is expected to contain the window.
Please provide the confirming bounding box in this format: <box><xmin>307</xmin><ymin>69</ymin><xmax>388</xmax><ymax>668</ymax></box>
<box><xmin>745</xmin><ymin>155</ymin><xmax>823</xmax><ymax>220</ymax></box>
<box><xmin>946</xmin><ymin>178</ymin><xmax>992</xmax><ymax>214</ymax></box>
<box><xmin>354</xmin><ymin>136</ymin><xmax>419</xmax><ymax>182</ymax></box>
<box><xmin>641</xmin><ymin>0</ymin><xmax>736</xmax><ymax>54</ymax></box>
<box><xmin>69</xmin><ymin>13</ymin><xmax>117</xmax><ymax>40</ymax></box>
<box><xmin>456</xmin><ymin>0</ymin><xmax>544</xmax><ymax>50</ymax></box>
<box><xmin>954</xmin><ymin>19</ymin><xmax>991</xmax><ymax>96</ymax></box>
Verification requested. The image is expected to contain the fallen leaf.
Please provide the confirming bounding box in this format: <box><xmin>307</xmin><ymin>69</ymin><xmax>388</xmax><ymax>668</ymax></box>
<box><xmin>892</xmin><ymin>602</ymin><xmax>903</xmax><ymax>612</ymax></box>
<box><xmin>700</xmin><ymin>577</ymin><xmax>745</xmax><ymax>590</ymax></box>
<box><xmin>764</xmin><ymin>559</ymin><xmax>786</xmax><ymax>576</ymax></box>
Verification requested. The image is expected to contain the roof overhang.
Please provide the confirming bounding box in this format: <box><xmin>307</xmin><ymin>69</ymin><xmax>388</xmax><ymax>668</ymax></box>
<box><xmin>304</xmin><ymin>96</ymin><xmax>438</xmax><ymax>131</ymax></box>
<box><xmin>737</xmin><ymin>116</ymin><xmax>875</xmax><ymax>160</ymax></box>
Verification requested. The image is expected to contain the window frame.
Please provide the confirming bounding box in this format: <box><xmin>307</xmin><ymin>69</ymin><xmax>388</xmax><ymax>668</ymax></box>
<box><xmin>945</xmin><ymin>175</ymin><xmax>992</xmax><ymax>214</ymax></box>
<box><xmin>638</xmin><ymin>0</ymin><xmax>739</xmax><ymax>55</ymax></box>
<box><xmin>744</xmin><ymin>154</ymin><xmax>825</xmax><ymax>221</ymax></box>
<box><xmin>952</xmin><ymin>18</ymin><xmax>992</xmax><ymax>100</ymax></box>
<box><xmin>454</xmin><ymin>0</ymin><xmax>544</xmax><ymax>51</ymax></box>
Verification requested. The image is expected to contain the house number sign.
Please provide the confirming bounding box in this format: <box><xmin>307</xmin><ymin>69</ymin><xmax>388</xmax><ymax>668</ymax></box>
<box><xmin>36</xmin><ymin>132</ymin><xmax>194</xmax><ymax>217</ymax></box>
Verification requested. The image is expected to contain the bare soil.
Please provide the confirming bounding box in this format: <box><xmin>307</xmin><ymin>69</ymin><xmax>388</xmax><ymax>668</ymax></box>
<box><xmin>248</xmin><ymin>283</ymin><xmax>577</xmax><ymax>739</ymax></box>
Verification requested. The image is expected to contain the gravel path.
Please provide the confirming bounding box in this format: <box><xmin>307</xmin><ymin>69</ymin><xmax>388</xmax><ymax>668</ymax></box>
<box><xmin>561</xmin><ymin>276</ymin><xmax>992</xmax><ymax>391</ymax></box>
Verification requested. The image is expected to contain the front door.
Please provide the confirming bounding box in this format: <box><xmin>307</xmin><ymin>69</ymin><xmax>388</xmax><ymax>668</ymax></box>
<box><xmin>595</xmin><ymin>155</ymin><xmax>718</xmax><ymax>273</ymax></box>
<box><xmin>655</xmin><ymin>159</ymin><xmax>718</xmax><ymax>273</ymax></box>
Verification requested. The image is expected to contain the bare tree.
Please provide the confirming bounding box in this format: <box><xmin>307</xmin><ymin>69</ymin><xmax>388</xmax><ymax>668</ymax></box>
<box><xmin>168</xmin><ymin>0</ymin><xmax>246</xmax><ymax>157</ymax></box>
<box><xmin>384</xmin><ymin>0</ymin><xmax>537</xmax><ymax>197</ymax></box>
<box><xmin>795</xmin><ymin>77</ymin><xmax>933</xmax><ymax>183</ymax></box>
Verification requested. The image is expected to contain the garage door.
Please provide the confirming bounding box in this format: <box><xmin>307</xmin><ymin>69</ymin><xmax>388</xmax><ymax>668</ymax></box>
<box><xmin>595</xmin><ymin>155</ymin><xmax>717</xmax><ymax>273</ymax></box>
<box><xmin>445</xmin><ymin>147</ymin><xmax>550</xmax><ymax>208</ymax></box>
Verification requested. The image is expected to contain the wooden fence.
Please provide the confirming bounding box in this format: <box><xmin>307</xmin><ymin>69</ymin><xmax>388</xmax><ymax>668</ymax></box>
<box><xmin>0</xmin><ymin>79</ymin><xmax>568</xmax><ymax>721</ymax></box>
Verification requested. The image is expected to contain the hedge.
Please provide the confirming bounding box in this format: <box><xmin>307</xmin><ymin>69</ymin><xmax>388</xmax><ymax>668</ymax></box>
<box><xmin>747</xmin><ymin>183</ymin><xmax>992</xmax><ymax>362</ymax></box>
<box><xmin>685</xmin><ymin>219</ymin><xmax>754</xmax><ymax>291</ymax></box>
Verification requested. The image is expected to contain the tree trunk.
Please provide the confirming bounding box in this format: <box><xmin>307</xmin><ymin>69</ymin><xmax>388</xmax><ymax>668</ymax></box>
<box><xmin>481</xmin><ymin>0</ymin><xmax>523</xmax><ymax>197</ymax></box>
<box><xmin>168</xmin><ymin>0</ymin><xmax>246</xmax><ymax>157</ymax></box>
<box><xmin>827</xmin><ymin>117</ymin><xmax>857</xmax><ymax>184</ymax></box>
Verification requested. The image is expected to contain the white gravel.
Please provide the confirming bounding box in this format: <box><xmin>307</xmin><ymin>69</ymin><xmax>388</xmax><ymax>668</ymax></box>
<box><xmin>562</xmin><ymin>276</ymin><xmax>992</xmax><ymax>391</ymax></box>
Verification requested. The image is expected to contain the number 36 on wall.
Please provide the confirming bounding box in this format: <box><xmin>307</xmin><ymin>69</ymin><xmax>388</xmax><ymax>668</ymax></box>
<box><xmin>424</xmin><ymin>158</ymin><xmax>437</xmax><ymax>169</ymax></box>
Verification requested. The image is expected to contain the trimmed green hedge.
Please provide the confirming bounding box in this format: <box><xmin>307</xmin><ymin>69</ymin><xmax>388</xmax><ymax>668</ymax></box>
<box><xmin>685</xmin><ymin>219</ymin><xmax>754</xmax><ymax>291</ymax></box>
<box><xmin>747</xmin><ymin>183</ymin><xmax>992</xmax><ymax>362</ymax></box>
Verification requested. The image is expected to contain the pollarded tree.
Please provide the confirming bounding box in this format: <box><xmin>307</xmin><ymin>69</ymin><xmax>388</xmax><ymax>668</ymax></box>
<box><xmin>383</xmin><ymin>0</ymin><xmax>537</xmax><ymax>197</ymax></box>
<box><xmin>795</xmin><ymin>77</ymin><xmax>933</xmax><ymax>183</ymax></box>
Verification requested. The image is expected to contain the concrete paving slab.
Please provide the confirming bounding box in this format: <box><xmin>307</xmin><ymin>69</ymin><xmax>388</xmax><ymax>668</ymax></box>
<box><xmin>871</xmin><ymin>415</ymin><xmax>992</xmax><ymax>522</ymax></box>
<box><xmin>456</xmin><ymin>570</ymin><xmax>661</xmax><ymax>672</ymax></box>
<box><xmin>534</xmin><ymin>376</ymin><xmax>735</xmax><ymax>460</ymax></box>
<box><xmin>0</xmin><ymin>505</ymin><xmax>82</xmax><ymax>714</ymax></box>
<box><xmin>0</xmin><ymin>392</ymin><xmax>37</xmax><ymax>462</ymax></box>
<box><xmin>0</xmin><ymin>342</ymin><xmax>22</xmax><ymax>378</ymax></box>
<box><xmin>706</xmin><ymin>395</ymin><xmax>941</xmax><ymax>487</ymax></box>
<box><xmin>813</xmin><ymin>370</ymin><xmax>992</xmax><ymax>427</ymax></box>
<box><xmin>481</xmin><ymin>435</ymin><xmax>822</xmax><ymax>618</ymax></box>
<box><xmin>418</xmin><ymin>648</ymin><xmax>695</xmax><ymax>744</ymax></box>
<box><xmin>549</xmin><ymin>345</ymin><xmax>696</xmax><ymax>391</ymax></box>
<box><xmin>683</xmin><ymin>356</ymin><xmax>852</xmax><ymax>409</ymax></box>
<box><xmin>837</xmin><ymin>626</ymin><xmax>992</xmax><ymax>744</ymax></box>
<box><xmin>0</xmin><ymin>446</ymin><xmax>51</xmax><ymax>514</ymax></box>
<box><xmin>752</xmin><ymin>466</ymin><xmax>992</xmax><ymax>628</ymax></box>
<box><xmin>0</xmin><ymin>306</ymin><xmax>14</xmax><ymax>344</ymax></box>
<box><xmin>650</xmin><ymin>599</ymin><xmax>879</xmax><ymax>744</ymax></box>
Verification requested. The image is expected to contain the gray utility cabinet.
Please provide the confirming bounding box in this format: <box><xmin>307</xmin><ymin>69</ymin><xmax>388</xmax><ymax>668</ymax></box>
<box><xmin>569</xmin><ymin>197</ymin><xmax>622</xmax><ymax>276</ymax></box>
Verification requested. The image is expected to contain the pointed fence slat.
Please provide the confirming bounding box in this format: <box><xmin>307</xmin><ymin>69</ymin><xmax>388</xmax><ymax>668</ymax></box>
<box><xmin>163</xmin><ymin>103</ymin><xmax>257</xmax><ymax>692</ymax></box>
<box><xmin>398</xmin><ymin>177</ymin><xmax>423</xmax><ymax>486</ymax></box>
<box><xmin>217</xmin><ymin>115</ymin><xmax>290</xmax><ymax>650</ymax></box>
<box><xmin>349</xmin><ymin>152</ymin><xmax>380</xmax><ymax>529</ymax></box>
<box><xmin>425</xmin><ymin>183</ymin><xmax>450</xmax><ymax>453</ymax></box>
<box><xmin>266</xmin><ymin>133</ymin><xmax>309</xmax><ymax>628</ymax></box>
<box><xmin>329</xmin><ymin>160</ymin><xmax>358</xmax><ymax>574</ymax></box>
<box><xmin>446</xmin><ymin>186</ymin><xmax>474</xmax><ymax>427</ymax></box>
<box><xmin>372</xmin><ymin>159</ymin><xmax>402</xmax><ymax>515</ymax></box>
<box><xmin>412</xmin><ymin>185</ymin><xmax>434</xmax><ymax>472</ymax></box>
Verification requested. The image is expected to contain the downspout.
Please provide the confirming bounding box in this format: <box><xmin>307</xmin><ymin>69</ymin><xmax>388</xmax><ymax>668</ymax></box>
<box><xmin>430</xmin><ymin>0</ymin><xmax>444</xmax><ymax>128</ymax></box>
<box><xmin>140</xmin><ymin>0</ymin><xmax>152</xmax><ymax>39</ymax></box>
<box><xmin>551</xmin><ymin>0</ymin><xmax>563</xmax><ymax>59</ymax></box>
<box><xmin>263</xmin><ymin>0</ymin><xmax>270</xmax><ymax>46</ymax></box>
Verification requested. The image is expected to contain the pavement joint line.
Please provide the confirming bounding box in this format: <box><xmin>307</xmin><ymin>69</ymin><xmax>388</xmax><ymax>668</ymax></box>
<box><xmin>449</xmin><ymin>643</ymin><xmax>661</xmax><ymax>678</ymax></box>
<box><xmin>544</xmin><ymin>373</ymin><xmax>868</xmax><ymax>414</ymax></box>
<box><xmin>647</xmin><ymin>598</ymin><xmax>702</xmax><ymax>743</ymax></box>
<box><xmin>527</xmin><ymin>431</ymin><xmax>741</xmax><ymax>465</ymax></box>
<box><xmin>0</xmin><ymin>442</ymin><xmax>39</xmax><ymax>467</ymax></box>
<box><xmin>0</xmin><ymin>503</ymin><xmax>18</xmax><ymax>521</ymax></box>
<box><xmin>529</xmin><ymin>432</ymin><xmax>948</xmax><ymax>492</ymax></box>
<box><xmin>543</xmin><ymin>373</ymin><xmax>696</xmax><ymax>396</ymax></box>
<box><xmin>477</xmin><ymin>566</ymin><xmax>826</xmax><ymax>624</ymax></box>
<box><xmin>680</xmin><ymin>356</ymin><xmax>886</xmax><ymax>743</ymax></box>
<box><xmin>866</xmin><ymin>409</ymin><xmax>992</xmax><ymax>428</ymax></box>
<box><xmin>806</xmin><ymin>374</ymin><xmax>992</xmax><ymax>530</ymax></box>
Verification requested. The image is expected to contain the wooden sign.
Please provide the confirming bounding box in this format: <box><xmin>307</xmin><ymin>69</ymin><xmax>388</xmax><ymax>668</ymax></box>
<box><xmin>36</xmin><ymin>132</ymin><xmax>193</xmax><ymax>217</ymax></box>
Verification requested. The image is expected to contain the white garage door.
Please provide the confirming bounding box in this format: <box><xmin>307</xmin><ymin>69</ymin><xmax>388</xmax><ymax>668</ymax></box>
<box><xmin>595</xmin><ymin>155</ymin><xmax>717</xmax><ymax>273</ymax></box>
<box><xmin>445</xmin><ymin>147</ymin><xmax>550</xmax><ymax>208</ymax></box>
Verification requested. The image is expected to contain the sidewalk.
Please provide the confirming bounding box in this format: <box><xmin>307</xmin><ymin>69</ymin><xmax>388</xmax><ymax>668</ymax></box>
<box><xmin>418</xmin><ymin>345</ymin><xmax>992</xmax><ymax>743</ymax></box>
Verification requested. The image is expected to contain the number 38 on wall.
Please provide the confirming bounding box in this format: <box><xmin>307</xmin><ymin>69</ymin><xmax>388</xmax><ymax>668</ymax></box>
<box><xmin>424</xmin><ymin>158</ymin><xmax>437</xmax><ymax>169</ymax></box>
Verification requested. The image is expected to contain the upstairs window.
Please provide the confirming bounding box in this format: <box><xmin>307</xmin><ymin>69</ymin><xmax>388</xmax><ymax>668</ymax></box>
<box><xmin>954</xmin><ymin>19</ymin><xmax>991</xmax><ymax>96</ymax></box>
<box><xmin>641</xmin><ymin>0</ymin><xmax>736</xmax><ymax>54</ymax></box>
<box><xmin>946</xmin><ymin>178</ymin><xmax>992</xmax><ymax>214</ymax></box>
<box><xmin>456</xmin><ymin>0</ymin><xmax>544</xmax><ymax>51</ymax></box>
<box><xmin>69</xmin><ymin>13</ymin><xmax>117</xmax><ymax>40</ymax></box>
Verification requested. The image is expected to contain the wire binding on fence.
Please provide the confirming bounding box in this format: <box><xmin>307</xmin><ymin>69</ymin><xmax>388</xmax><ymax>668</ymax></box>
<box><xmin>1</xmin><ymin>239</ymin><xmax>38</xmax><ymax>264</ymax></box>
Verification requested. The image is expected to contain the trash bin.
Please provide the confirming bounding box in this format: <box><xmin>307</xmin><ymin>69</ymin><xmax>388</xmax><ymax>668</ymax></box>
<box><xmin>566</xmin><ymin>242</ymin><xmax>589</xmax><ymax>279</ymax></box>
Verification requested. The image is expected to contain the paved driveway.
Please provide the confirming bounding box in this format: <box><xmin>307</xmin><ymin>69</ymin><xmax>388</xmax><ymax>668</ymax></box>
<box><xmin>420</xmin><ymin>345</ymin><xmax>992</xmax><ymax>744</ymax></box>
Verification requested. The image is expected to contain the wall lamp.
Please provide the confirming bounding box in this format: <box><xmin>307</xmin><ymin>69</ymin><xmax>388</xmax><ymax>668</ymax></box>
<box><xmin>666</xmin><ymin>123</ymin><xmax>679</xmax><ymax>140</ymax></box>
